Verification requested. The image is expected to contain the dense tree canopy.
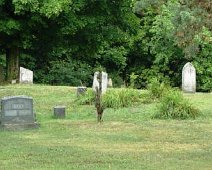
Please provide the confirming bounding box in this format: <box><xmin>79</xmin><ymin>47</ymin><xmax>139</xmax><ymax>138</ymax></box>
<box><xmin>132</xmin><ymin>0</ymin><xmax>212</xmax><ymax>91</ymax></box>
<box><xmin>0</xmin><ymin>0</ymin><xmax>211</xmax><ymax>91</ymax></box>
<box><xmin>0</xmin><ymin>0</ymin><xmax>72</xmax><ymax>80</ymax></box>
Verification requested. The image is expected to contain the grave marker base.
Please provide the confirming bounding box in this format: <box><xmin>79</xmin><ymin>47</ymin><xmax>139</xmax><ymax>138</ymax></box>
<box><xmin>0</xmin><ymin>122</ymin><xmax>39</xmax><ymax>131</ymax></box>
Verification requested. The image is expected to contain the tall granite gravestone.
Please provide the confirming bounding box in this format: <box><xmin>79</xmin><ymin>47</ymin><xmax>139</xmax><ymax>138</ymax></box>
<box><xmin>92</xmin><ymin>71</ymin><xmax>108</xmax><ymax>94</ymax></box>
<box><xmin>19</xmin><ymin>67</ymin><xmax>33</xmax><ymax>84</ymax></box>
<box><xmin>182</xmin><ymin>62</ymin><xmax>196</xmax><ymax>93</ymax></box>
<box><xmin>0</xmin><ymin>96</ymin><xmax>38</xmax><ymax>130</ymax></box>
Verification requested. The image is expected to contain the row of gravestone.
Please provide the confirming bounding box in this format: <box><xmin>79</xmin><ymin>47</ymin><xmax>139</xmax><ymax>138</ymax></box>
<box><xmin>3</xmin><ymin>62</ymin><xmax>197</xmax><ymax>93</ymax></box>
<box><xmin>0</xmin><ymin>96</ymin><xmax>66</xmax><ymax>130</ymax></box>
<box><xmin>0</xmin><ymin>71</ymin><xmax>109</xmax><ymax>130</ymax></box>
<box><xmin>0</xmin><ymin>63</ymin><xmax>196</xmax><ymax>130</ymax></box>
<box><xmin>91</xmin><ymin>62</ymin><xmax>197</xmax><ymax>93</ymax></box>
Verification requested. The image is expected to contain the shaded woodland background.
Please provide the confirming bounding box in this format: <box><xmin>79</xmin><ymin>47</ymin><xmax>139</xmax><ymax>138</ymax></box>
<box><xmin>0</xmin><ymin>0</ymin><xmax>211</xmax><ymax>91</ymax></box>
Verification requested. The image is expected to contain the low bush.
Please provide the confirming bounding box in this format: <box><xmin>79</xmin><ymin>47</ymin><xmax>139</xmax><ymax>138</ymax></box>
<box><xmin>76</xmin><ymin>89</ymin><xmax>95</xmax><ymax>105</ymax></box>
<box><xmin>103</xmin><ymin>88</ymin><xmax>141</xmax><ymax>108</ymax></box>
<box><xmin>147</xmin><ymin>78</ymin><xmax>170</xmax><ymax>100</ymax></box>
<box><xmin>47</xmin><ymin>59</ymin><xmax>93</xmax><ymax>86</ymax></box>
<box><xmin>154</xmin><ymin>89</ymin><xmax>200</xmax><ymax>119</ymax></box>
<box><xmin>77</xmin><ymin>88</ymin><xmax>142</xmax><ymax>109</ymax></box>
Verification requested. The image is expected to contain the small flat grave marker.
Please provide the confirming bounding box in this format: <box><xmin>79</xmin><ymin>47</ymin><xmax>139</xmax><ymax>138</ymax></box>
<box><xmin>77</xmin><ymin>86</ymin><xmax>87</xmax><ymax>96</ymax></box>
<box><xmin>53</xmin><ymin>106</ymin><xmax>66</xmax><ymax>119</ymax></box>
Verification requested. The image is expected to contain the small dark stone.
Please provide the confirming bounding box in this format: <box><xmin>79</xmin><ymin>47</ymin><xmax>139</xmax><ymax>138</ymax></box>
<box><xmin>54</xmin><ymin>106</ymin><xmax>66</xmax><ymax>118</ymax></box>
<box><xmin>77</xmin><ymin>86</ymin><xmax>87</xmax><ymax>97</ymax></box>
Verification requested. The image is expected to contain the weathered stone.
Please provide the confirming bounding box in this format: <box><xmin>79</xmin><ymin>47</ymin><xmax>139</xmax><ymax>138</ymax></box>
<box><xmin>182</xmin><ymin>62</ymin><xmax>196</xmax><ymax>93</ymax></box>
<box><xmin>108</xmin><ymin>78</ymin><xmax>113</xmax><ymax>88</ymax></box>
<box><xmin>92</xmin><ymin>71</ymin><xmax>108</xmax><ymax>94</ymax></box>
<box><xmin>19</xmin><ymin>67</ymin><xmax>33</xmax><ymax>84</ymax></box>
<box><xmin>11</xmin><ymin>80</ymin><xmax>17</xmax><ymax>84</ymax></box>
<box><xmin>0</xmin><ymin>96</ymin><xmax>38</xmax><ymax>130</ymax></box>
<box><xmin>77</xmin><ymin>86</ymin><xmax>87</xmax><ymax>96</ymax></box>
<box><xmin>54</xmin><ymin>106</ymin><xmax>66</xmax><ymax>118</ymax></box>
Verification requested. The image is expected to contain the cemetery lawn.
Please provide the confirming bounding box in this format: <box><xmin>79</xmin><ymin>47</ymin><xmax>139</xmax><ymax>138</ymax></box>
<box><xmin>0</xmin><ymin>85</ymin><xmax>211</xmax><ymax>170</ymax></box>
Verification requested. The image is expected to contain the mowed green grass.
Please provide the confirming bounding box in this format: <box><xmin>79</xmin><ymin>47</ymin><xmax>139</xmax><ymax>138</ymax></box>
<box><xmin>0</xmin><ymin>84</ymin><xmax>211</xmax><ymax>170</ymax></box>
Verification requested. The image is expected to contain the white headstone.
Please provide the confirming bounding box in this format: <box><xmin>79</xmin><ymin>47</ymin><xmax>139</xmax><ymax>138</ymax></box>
<box><xmin>108</xmin><ymin>78</ymin><xmax>113</xmax><ymax>88</ymax></box>
<box><xmin>19</xmin><ymin>67</ymin><xmax>33</xmax><ymax>84</ymax></box>
<box><xmin>92</xmin><ymin>71</ymin><xmax>108</xmax><ymax>94</ymax></box>
<box><xmin>182</xmin><ymin>62</ymin><xmax>196</xmax><ymax>93</ymax></box>
<box><xmin>11</xmin><ymin>80</ymin><xmax>17</xmax><ymax>84</ymax></box>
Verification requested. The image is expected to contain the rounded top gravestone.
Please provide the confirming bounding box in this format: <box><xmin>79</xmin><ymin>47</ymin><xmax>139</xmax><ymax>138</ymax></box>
<box><xmin>182</xmin><ymin>62</ymin><xmax>196</xmax><ymax>93</ymax></box>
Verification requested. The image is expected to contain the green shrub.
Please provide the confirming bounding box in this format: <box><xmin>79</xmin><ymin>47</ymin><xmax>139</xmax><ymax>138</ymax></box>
<box><xmin>154</xmin><ymin>89</ymin><xmax>200</xmax><ymax>119</ymax></box>
<box><xmin>129</xmin><ymin>72</ymin><xmax>138</xmax><ymax>88</ymax></box>
<box><xmin>102</xmin><ymin>88</ymin><xmax>141</xmax><ymax>108</ymax></box>
<box><xmin>77</xmin><ymin>88</ymin><xmax>142</xmax><ymax>109</ymax></box>
<box><xmin>127</xmin><ymin>65</ymin><xmax>172</xmax><ymax>89</ymax></box>
<box><xmin>76</xmin><ymin>89</ymin><xmax>95</xmax><ymax>105</ymax></box>
<box><xmin>109</xmin><ymin>72</ymin><xmax>124</xmax><ymax>88</ymax></box>
<box><xmin>102</xmin><ymin>90</ymin><xmax>121</xmax><ymax>109</ymax></box>
<box><xmin>147</xmin><ymin>78</ymin><xmax>170</xmax><ymax>100</ymax></box>
<box><xmin>47</xmin><ymin>59</ymin><xmax>93</xmax><ymax>86</ymax></box>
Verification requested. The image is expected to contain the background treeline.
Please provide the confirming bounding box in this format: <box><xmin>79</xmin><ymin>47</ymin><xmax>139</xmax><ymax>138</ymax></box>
<box><xmin>0</xmin><ymin>0</ymin><xmax>211</xmax><ymax>91</ymax></box>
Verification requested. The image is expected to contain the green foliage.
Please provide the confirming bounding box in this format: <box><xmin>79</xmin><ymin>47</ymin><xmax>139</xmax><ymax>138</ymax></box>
<box><xmin>0</xmin><ymin>84</ymin><xmax>211</xmax><ymax>170</ymax></box>
<box><xmin>154</xmin><ymin>88</ymin><xmax>200</xmax><ymax>119</ymax></box>
<box><xmin>132</xmin><ymin>0</ymin><xmax>211</xmax><ymax>91</ymax></box>
<box><xmin>47</xmin><ymin>59</ymin><xmax>93</xmax><ymax>86</ymax></box>
<box><xmin>28</xmin><ymin>0</ymin><xmax>139</xmax><ymax>85</ymax></box>
<box><xmin>128</xmin><ymin>1</ymin><xmax>182</xmax><ymax>89</ymax></box>
<box><xmin>102</xmin><ymin>88</ymin><xmax>141</xmax><ymax>109</ymax></box>
<box><xmin>148</xmin><ymin>79</ymin><xmax>200</xmax><ymax>119</ymax></box>
<box><xmin>171</xmin><ymin>0</ymin><xmax>212</xmax><ymax>58</ymax></box>
<box><xmin>0</xmin><ymin>0</ymin><xmax>211</xmax><ymax>92</ymax></box>
<box><xmin>109</xmin><ymin>72</ymin><xmax>124</xmax><ymax>88</ymax></box>
<box><xmin>193</xmin><ymin>27</ymin><xmax>212</xmax><ymax>92</ymax></box>
<box><xmin>76</xmin><ymin>89</ymin><xmax>95</xmax><ymax>105</ymax></box>
<box><xmin>77</xmin><ymin>88</ymin><xmax>141</xmax><ymax>109</ymax></box>
<box><xmin>0</xmin><ymin>54</ymin><xmax>5</xmax><ymax>66</ymax></box>
<box><xmin>147</xmin><ymin>78</ymin><xmax>170</xmax><ymax>100</ymax></box>
<box><xmin>127</xmin><ymin>65</ymin><xmax>172</xmax><ymax>89</ymax></box>
<box><xmin>129</xmin><ymin>72</ymin><xmax>138</xmax><ymax>88</ymax></box>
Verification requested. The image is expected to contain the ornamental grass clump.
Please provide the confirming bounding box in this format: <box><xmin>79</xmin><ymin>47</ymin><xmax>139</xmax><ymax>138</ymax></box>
<box><xmin>77</xmin><ymin>88</ymin><xmax>142</xmax><ymax>109</ymax></box>
<box><xmin>102</xmin><ymin>88</ymin><xmax>141</xmax><ymax>109</ymax></box>
<box><xmin>76</xmin><ymin>89</ymin><xmax>95</xmax><ymax>105</ymax></box>
<box><xmin>154</xmin><ymin>89</ymin><xmax>200</xmax><ymax>119</ymax></box>
<box><xmin>147</xmin><ymin>78</ymin><xmax>170</xmax><ymax>100</ymax></box>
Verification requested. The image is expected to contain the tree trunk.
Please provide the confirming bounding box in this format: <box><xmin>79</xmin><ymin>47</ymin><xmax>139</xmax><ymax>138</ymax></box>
<box><xmin>6</xmin><ymin>47</ymin><xmax>19</xmax><ymax>82</ymax></box>
<box><xmin>95</xmin><ymin>72</ymin><xmax>104</xmax><ymax>122</ymax></box>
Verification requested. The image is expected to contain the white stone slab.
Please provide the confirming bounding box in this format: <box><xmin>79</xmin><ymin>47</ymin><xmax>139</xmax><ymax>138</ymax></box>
<box><xmin>19</xmin><ymin>67</ymin><xmax>33</xmax><ymax>84</ymax></box>
<box><xmin>108</xmin><ymin>78</ymin><xmax>113</xmax><ymax>87</ymax></box>
<box><xmin>92</xmin><ymin>71</ymin><xmax>108</xmax><ymax>94</ymax></box>
<box><xmin>182</xmin><ymin>62</ymin><xmax>196</xmax><ymax>93</ymax></box>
